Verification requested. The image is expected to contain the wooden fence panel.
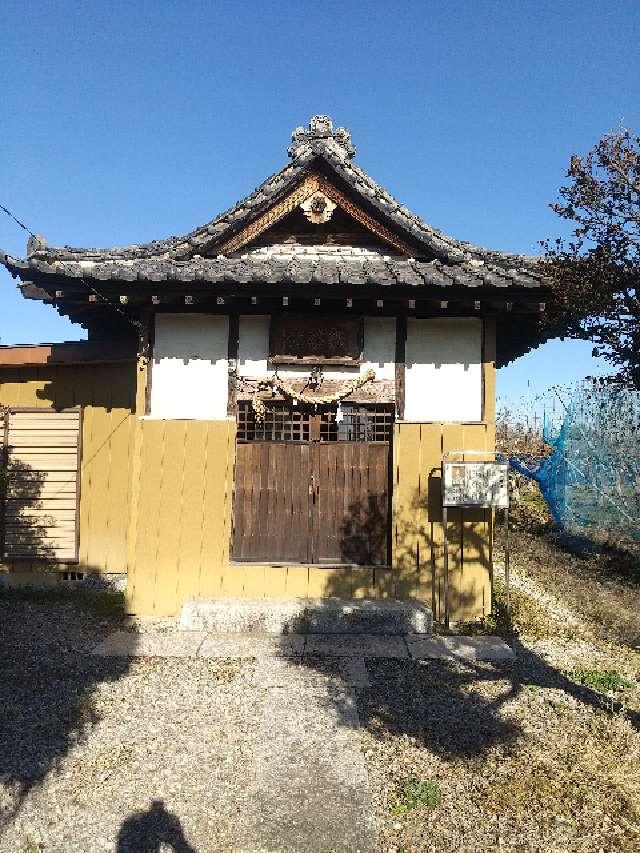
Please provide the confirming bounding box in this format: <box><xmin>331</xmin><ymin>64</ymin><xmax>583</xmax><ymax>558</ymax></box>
<box><xmin>2</xmin><ymin>409</ymin><xmax>81</xmax><ymax>561</ymax></box>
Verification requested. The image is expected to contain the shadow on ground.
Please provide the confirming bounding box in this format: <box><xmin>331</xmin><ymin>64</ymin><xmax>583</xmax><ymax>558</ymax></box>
<box><xmin>116</xmin><ymin>799</ymin><xmax>197</xmax><ymax>853</ymax></box>
<box><xmin>279</xmin><ymin>494</ymin><xmax>640</xmax><ymax>761</ymax></box>
<box><xmin>0</xmin><ymin>588</ymin><xmax>134</xmax><ymax>828</ymax></box>
<box><xmin>351</xmin><ymin>638</ymin><xmax>640</xmax><ymax>761</ymax></box>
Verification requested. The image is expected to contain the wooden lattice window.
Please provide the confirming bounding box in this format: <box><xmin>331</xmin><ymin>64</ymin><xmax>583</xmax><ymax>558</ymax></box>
<box><xmin>236</xmin><ymin>401</ymin><xmax>393</xmax><ymax>443</ymax></box>
<box><xmin>236</xmin><ymin>402</ymin><xmax>310</xmax><ymax>442</ymax></box>
<box><xmin>320</xmin><ymin>405</ymin><xmax>394</xmax><ymax>442</ymax></box>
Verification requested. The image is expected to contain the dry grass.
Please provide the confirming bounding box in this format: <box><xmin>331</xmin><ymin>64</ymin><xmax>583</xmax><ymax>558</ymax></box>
<box><xmin>363</xmin><ymin>515</ymin><xmax>640</xmax><ymax>852</ymax></box>
<box><xmin>498</xmin><ymin>528</ymin><xmax>640</xmax><ymax>649</ymax></box>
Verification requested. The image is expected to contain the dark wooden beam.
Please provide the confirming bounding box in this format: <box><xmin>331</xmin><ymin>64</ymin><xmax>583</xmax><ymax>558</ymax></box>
<box><xmin>227</xmin><ymin>313</ymin><xmax>239</xmax><ymax>417</ymax></box>
<box><xmin>395</xmin><ymin>316</ymin><xmax>407</xmax><ymax>420</ymax></box>
<box><xmin>144</xmin><ymin>313</ymin><xmax>155</xmax><ymax>416</ymax></box>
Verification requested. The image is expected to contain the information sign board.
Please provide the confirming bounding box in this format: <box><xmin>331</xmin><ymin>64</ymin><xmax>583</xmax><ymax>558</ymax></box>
<box><xmin>442</xmin><ymin>460</ymin><xmax>509</xmax><ymax>509</ymax></box>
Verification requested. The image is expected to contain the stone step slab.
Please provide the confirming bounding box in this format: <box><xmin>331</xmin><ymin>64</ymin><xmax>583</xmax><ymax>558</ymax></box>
<box><xmin>407</xmin><ymin>635</ymin><xmax>515</xmax><ymax>661</ymax></box>
<box><xmin>179</xmin><ymin>596</ymin><xmax>433</xmax><ymax>635</ymax></box>
<box><xmin>93</xmin><ymin>631</ymin><xmax>513</xmax><ymax>662</ymax></box>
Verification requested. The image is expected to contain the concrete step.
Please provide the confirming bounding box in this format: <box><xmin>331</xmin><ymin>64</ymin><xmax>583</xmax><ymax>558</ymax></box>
<box><xmin>179</xmin><ymin>597</ymin><xmax>433</xmax><ymax>635</ymax></box>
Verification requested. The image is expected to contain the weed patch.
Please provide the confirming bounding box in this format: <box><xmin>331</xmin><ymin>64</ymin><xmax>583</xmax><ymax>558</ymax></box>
<box><xmin>569</xmin><ymin>667</ymin><xmax>633</xmax><ymax>693</ymax></box>
<box><xmin>458</xmin><ymin>577</ymin><xmax>550</xmax><ymax>640</ymax></box>
<box><xmin>391</xmin><ymin>778</ymin><xmax>441</xmax><ymax>815</ymax></box>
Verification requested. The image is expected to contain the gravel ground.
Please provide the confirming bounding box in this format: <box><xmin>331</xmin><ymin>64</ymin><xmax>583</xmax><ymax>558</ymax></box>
<box><xmin>358</xmin><ymin>533</ymin><xmax>640</xmax><ymax>853</ymax></box>
<box><xmin>1</xmin><ymin>529</ymin><xmax>639</xmax><ymax>853</ymax></box>
<box><xmin>0</xmin><ymin>601</ymin><xmax>375</xmax><ymax>853</ymax></box>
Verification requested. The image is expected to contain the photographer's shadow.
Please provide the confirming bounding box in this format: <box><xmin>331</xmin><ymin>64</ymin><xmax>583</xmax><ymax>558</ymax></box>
<box><xmin>117</xmin><ymin>799</ymin><xmax>197</xmax><ymax>853</ymax></box>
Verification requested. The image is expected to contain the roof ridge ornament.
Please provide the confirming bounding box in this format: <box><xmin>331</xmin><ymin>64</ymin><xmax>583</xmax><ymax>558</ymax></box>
<box><xmin>288</xmin><ymin>115</ymin><xmax>356</xmax><ymax>162</ymax></box>
<box><xmin>27</xmin><ymin>234</ymin><xmax>48</xmax><ymax>256</ymax></box>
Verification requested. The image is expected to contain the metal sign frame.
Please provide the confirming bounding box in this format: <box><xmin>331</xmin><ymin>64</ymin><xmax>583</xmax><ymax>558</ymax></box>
<box><xmin>441</xmin><ymin>451</ymin><xmax>510</xmax><ymax>628</ymax></box>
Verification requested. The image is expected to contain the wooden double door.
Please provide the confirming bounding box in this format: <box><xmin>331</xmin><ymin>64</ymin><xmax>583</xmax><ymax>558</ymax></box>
<box><xmin>232</xmin><ymin>436</ymin><xmax>390</xmax><ymax>566</ymax></box>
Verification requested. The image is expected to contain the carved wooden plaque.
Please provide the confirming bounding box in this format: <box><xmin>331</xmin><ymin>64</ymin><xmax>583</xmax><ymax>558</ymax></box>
<box><xmin>269</xmin><ymin>315</ymin><xmax>363</xmax><ymax>365</ymax></box>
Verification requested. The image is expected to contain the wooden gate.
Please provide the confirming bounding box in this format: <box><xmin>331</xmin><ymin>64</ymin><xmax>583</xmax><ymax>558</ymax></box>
<box><xmin>232</xmin><ymin>404</ymin><xmax>391</xmax><ymax>565</ymax></box>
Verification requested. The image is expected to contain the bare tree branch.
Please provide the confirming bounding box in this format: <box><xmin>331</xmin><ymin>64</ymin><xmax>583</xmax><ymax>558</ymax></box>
<box><xmin>542</xmin><ymin>129</ymin><xmax>640</xmax><ymax>388</ymax></box>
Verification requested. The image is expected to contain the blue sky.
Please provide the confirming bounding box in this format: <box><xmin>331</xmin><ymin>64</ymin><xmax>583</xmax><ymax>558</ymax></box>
<box><xmin>1</xmin><ymin>0</ymin><xmax>638</xmax><ymax>405</ymax></box>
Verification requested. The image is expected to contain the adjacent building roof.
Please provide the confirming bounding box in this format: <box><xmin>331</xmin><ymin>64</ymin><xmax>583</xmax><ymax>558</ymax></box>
<box><xmin>0</xmin><ymin>341</ymin><xmax>135</xmax><ymax>367</ymax></box>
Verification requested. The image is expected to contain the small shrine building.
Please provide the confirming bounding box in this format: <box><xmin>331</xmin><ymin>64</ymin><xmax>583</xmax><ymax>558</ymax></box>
<box><xmin>0</xmin><ymin>116</ymin><xmax>550</xmax><ymax>621</ymax></box>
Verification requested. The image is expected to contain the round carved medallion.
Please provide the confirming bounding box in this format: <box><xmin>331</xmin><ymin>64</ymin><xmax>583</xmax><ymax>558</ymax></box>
<box><xmin>300</xmin><ymin>191</ymin><xmax>336</xmax><ymax>224</ymax></box>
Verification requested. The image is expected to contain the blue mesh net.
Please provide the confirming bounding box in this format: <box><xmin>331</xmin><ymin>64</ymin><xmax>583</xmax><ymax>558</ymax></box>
<box><xmin>509</xmin><ymin>382</ymin><xmax>640</xmax><ymax>538</ymax></box>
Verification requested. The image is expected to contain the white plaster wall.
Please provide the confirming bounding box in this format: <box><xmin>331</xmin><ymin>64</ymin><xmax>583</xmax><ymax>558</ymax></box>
<box><xmin>237</xmin><ymin>316</ymin><xmax>270</xmax><ymax>377</ymax></box>
<box><xmin>150</xmin><ymin>314</ymin><xmax>229</xmax><ymax>419</ymax></box>
<box><xmin>237</xmin><ymin>315</ymin><xmax>395</xmax><ymax>380</ymax></box>
<box><xmin>405</xmin><ymin>318</ymin><xmax>482</xmax><ymax>422</ymax></box>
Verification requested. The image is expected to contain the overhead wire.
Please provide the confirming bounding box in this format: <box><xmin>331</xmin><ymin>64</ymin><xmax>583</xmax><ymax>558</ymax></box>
<box><xmin>0</xmin><ymin>199</ymin><xmax>145</xmax><ymax>337</ymax></box>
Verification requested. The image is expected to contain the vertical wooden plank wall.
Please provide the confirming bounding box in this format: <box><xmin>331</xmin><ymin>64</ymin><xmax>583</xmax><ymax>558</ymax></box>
<box><xmin>0</xmin><ymin>364</ymin><xmax>136</xmax><ymax>575</ymax></box>
<box><xmin>392</xmin><ymin>422</ymin><xmax>493</xmax><ymax>621</ymax></box>
<box><xmin>126</xmin><ymin>418</ymin><xmax>236</xmax><ymax>616</ymax></box>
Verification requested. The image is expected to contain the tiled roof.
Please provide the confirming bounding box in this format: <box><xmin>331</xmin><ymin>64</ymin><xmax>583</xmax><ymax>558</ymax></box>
<box><xmin>2</xmin><ymin>116</ymin><xmax>545</xmax><ymax>286</ymax></box>
<box><xmin>3</xmin><ymin>253</ymin><xmax>545</xmax><ymax>290</ymax></box>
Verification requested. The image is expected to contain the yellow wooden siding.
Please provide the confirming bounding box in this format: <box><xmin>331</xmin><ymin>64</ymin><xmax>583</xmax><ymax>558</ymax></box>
<box><xmin>125</xmin><ymin>418</ymin><xmax>236</xmax><ymax>616</ymax></box>
<box><xmin>124</xmin><ymin>422</ymin><xmax>493</xmax><ymax>619</ymax></box>
<box><xmin>391</xmin><ymin>422</ymin><xmax>493</xmax><ymax>621</ymax></box>
<box><xmin>0</xmin><ymin>363</ymin><xmax>135</xmax><ymax>574</ymax></box>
